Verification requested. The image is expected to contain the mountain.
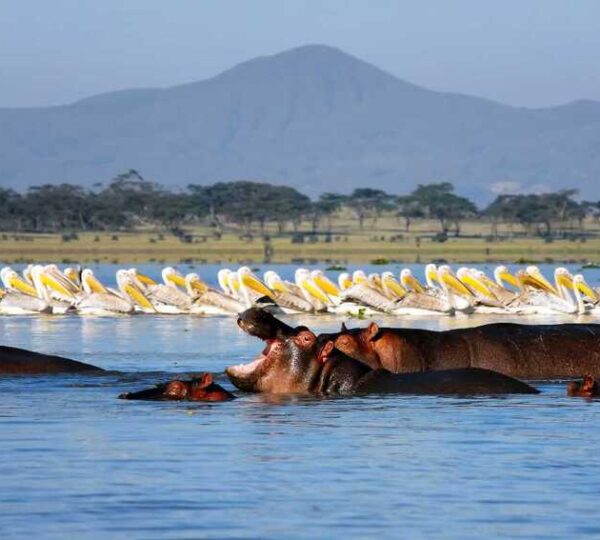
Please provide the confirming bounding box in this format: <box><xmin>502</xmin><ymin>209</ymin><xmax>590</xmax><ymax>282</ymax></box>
<box><xmin>1</xmin><ymin>44</ymin><xmax>600</xmax><ymax>202</ymax></box>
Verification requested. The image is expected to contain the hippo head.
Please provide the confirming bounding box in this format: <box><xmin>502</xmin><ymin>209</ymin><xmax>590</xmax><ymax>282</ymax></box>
<box><xmin>329</xmin><ymin>321</ymin><xmax>382</xmax><ymax>369</ymax></box>
<box><xmin>237</xmin><ymin>307</ymin><xmax>306</xmax><ymax>341</ymax></box>
<box><xmin>119</xmin><ymin>373</ymin><xmax>235</xmax><ymax>401</ymax></box>
<box><xmin>227</xmin><ymin>329</ymin><xmax>333</xmax><ymax>394</ymax></box>
<box><xmin>567</xmin><ymin>375</ymin><xmax>599</xmax><ymax>398</ymax></box>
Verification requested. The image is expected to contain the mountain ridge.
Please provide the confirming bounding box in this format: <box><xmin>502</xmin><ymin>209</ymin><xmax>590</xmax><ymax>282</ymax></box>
<box><xmin>1</xmin><ymin>44</ymin><xmax>599</xmax><ymax>201</ymax></box>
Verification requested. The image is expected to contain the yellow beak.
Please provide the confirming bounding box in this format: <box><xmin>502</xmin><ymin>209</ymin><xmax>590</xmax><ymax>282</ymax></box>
<box><xmin>313</xmin><ymin>275</ymin><xmax>340</xmax><ymax>296</ymax></box>
<box><xmin>527</xmin><ymin>268</ymin><xmax>558</xmax><ymax>295</ymax></box>
<box><xmin>241</xmin><ymin>273</ymin><xmax>274</xmax><ymax>299</ymax></box>
<box><xmin>383</xmin><ymin>277</ymin><xmax>407</xmax><ymax>298</ymax></box>
<box><xmin>123</xmin><ymin>284</ymin><xmax>155</xmax><ymax>311</ymax></box>
<box><xmin>40</xmin><ymin>273</ymin><xmax>76</xmax><ymax>299</ymax></box>
<box><xmin>85</xmin><ymin>274</ymin><xmax>107</xmax><ymax>294</ymax></box>
<box><xmin>441</xmin><ymin>272</ymin><xmax>473</xmax><ymax>297</ymax></box>
<box><xmin>460</xmin><ymin>274</ymin><xmax>495</xmax><ymax>299</ymax></box>
<box><xmin>271</xmin><ymin>279</ymin><xmax>290</xmax><ymax>293</ymax></box>
<box><xmin>498</xmin><ymin>270</ymin><xmax>520</xmax><ymax>289</ymax></box>
<box><xmin>576</xmin><ymin>279</ymin><xmax>598</xmax><ymax>302</ymax></box>
<box><xmin>301</xmin><ymin>279</ymin><xmax>331</xmax><ymax>304</ymax></box>
<box><xmin>340</xmin><ymin>276</ymin><xmax>353</xmax><ymax>290</ymax></box>
<box><xmin>136</xmin><ymin>273</ymin><xmax>157</xmax><ymax>286</ymax></box>
<box><xmin>9</xmin><ymin>276</ymin><xmax>38</xmax><ymax>297</ymax></box>
<box><xmin>402</xmin><ymin>274</ymin><xmax>425</xmax><ymax>293</ymax></box>
<box><xmin>168</xmin><ymin>273</ymin><xmax>187</xmax><ymax>288</ymax></box>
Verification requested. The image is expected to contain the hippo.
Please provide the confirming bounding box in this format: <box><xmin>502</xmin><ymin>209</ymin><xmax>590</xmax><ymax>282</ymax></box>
<box><xmin>567</xmin><ymin>375</ymin><xmax>600</xmax><ymax>398</ymax></box>
<box><xmin>320</xmin><ymin>320</ymin><xmax>600</xmax><ymax>379</ymax></box>
<box><xmin>119</xmin><ymin>373</ymin><xmax>235</xmax><ymax>401</ymax></box>
<box><xmin>227</xmin><ymin>321</ymin><xmax>538</xmax><ymax>396</ymax></box>
<box><xmin>0</xmin><ymin>345</ymin><xmax>103</xmax><ymax>375</ymax></box>
<box><xmin>237</xmin><ymin>307</ymin><xmax>600</xmax><ymax>380</ymax></box>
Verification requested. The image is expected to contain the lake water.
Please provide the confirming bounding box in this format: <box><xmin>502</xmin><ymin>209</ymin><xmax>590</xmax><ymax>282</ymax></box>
<box><xmin>1</xmin><ymin>263</ymin><xmax>599</xmax><ymax>539</ymax></box>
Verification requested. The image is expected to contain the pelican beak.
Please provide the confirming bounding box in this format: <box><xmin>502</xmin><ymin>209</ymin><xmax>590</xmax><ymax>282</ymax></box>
<box><xmin>426</xmin><ymin>266</ymin><xmax>439</xmax><ymax>283</ymax></box>
<box><xmin>313</xmin><ymin>275</ymin><xmax>340</xmax><ymax>296</ymax></box>
<box><xmin>136</xmin><ymin>273</ymin><xmax>157</xmax><ymax>286</ymax></box>
<box><xmin>441</xmin><ymin>272</ymin><xmax>473</xmax><ymax>297</ymax></box>
<box><xmin>576</xmin><ymin>279</ymin><xmax>598</xmax><ymax>302</ymax></box>
<box><xmin>40</xmin><ymin>273</ymin><xmax>76</xmax><ymax>300</ymax></box>
<box><xmin>556</xmin><ymin>273</ymin><xmax>574</xmax><ymax>291</ymax></box>
<box><xmin>169</xmin><ymin>273</ymin><xmax>187</xmax><ymax>288</ymax></box>
<box><xmin>85</xmin><ymin>274</ymin><xmax>107</xmax><ymax>294</ymax></box>
<box><xmin>8</xmin><ymin>276</ymin><xmax>38</xmax><ymax>297</ymax></box>
<box><xmin>271</xmin><ymin>280</ymin><xmax>290</xmax><ymax>293</ymax></box>
<box><xmin>190</xmin><ymin>278</ymin><xmax>208</xmax><ymax>294</ymax></box>
<box><xmin>340</xmin><ymin>276</ymin><xmax>353</xmax><ymax>290</ymax></box>
<box><xmin>383</xmin><ymin>277</ymin><xmax>407</xmax><ymax>298</ymax></box>
<box><xmin>498</xmin><ymin>269</ymin><xmax>520</xmax><ymax>289</ymax></box>
<box><xmin>301</xmin><ymin>279</ymin><xmax>331</xmax><ymax>304</ymax></box>
<box><xmin>527</xmin><ymin>268</ymin><xmax>557</xmax><ymax>295</ymax></box>
<box><xmin>402</xmin><ymin>274</ymin><xmax>425</xmax><ymax>293</ymax></box>
<box><xmin>241</xmin><ymin>273</ymin><xmax>274</xmax><ymax>299</ymax></box>
<box><xmin>460</xmin><ymin>274</ymin><xmax>495</xmax><ymax>299</ymax></box>
<box><xmin>353</xmin><ymin>275</ymin><xmax>367</xmax><ymax>285</ymax></box>
<box><xmin>123</xmin><ymin>284</ymin><xmax>155</xmax><ymax>311</ymax></box>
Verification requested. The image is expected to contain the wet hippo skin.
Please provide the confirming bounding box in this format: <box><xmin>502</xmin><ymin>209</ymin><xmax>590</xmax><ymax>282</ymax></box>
<box><xmin>227</xmin><ymin>325</ymin><xmax>539</xmax><ymax>396</ymax></box>
<box><xmin>0</xmin><ymin>345</ymin><xmax>104</xmax><ymax>375</ymax></box>
<box><xmin>119</xmin><ymin>373</ymin><xmax>235</xmax><ymax>401</ymax></box>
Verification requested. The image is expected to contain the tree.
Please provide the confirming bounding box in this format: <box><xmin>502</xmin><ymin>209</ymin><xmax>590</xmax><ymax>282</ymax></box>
<box><xmin>409</xmin><ymin>182</ymin><xmax>477</xmax><ymax>236</ymax></box>
<box><xmin>346</xmin><ymin>188</ymin><xmax>393</xmax><ymax>229</ymax></box>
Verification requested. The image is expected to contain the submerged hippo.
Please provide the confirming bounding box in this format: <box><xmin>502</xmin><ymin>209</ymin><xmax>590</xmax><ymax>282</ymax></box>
<box><xmin>227</xmin><ymin>320</ymin><xmax>538</xmax><ymax>396</ymax></box>
<box><xmin>0</xmin><ymin>345</ymin><xmax>103</xmax><ymax>375</ymax></box>
<box><xmin>567</xmin><ymin>375</ymin><xmax>600</xmax><ymax>398</ymax></box>
<box><xmin>119</xmin><ymin>373</ymin><xmax>235</xmax><ymax>401</ymax></box>
<box><xmin>237</xmin><ymin>307</ymin><xmax>600</xmax><ymax>380</ymax></box>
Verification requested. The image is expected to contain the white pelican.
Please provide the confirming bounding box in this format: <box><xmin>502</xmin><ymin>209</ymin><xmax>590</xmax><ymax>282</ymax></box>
<box><xmin>264</xmin><ymin>271</ymin><xmax>316</xmax><ymax>313</ymax></box>
<box><xmin>338</xmin><ymin>272</ymin><xmax>353</xmax><ymax>291</ymax></box>
<box><xmin>0</xmin><ymin>268</ymin><xmax>51</xmax><ymax>314</ymax></box>
<box><xmin>75</xmin><ymin>269</ymin><xmax>134</xmax><ymax>315</ymax></box>
<box><xmin>186</xmin><ymin>273</ymin><xmax>245</xmax><ymax>315</ymax></box>
<box><xmin>30</xmin><ymin>265</ymin><xmax>76</xmax><ymax>314</ymax></box>
<box><xmin>237</xmin><ymin>266</ymin><xmax>276</xmax><ymax>308</ymax></box>
<box><xmin>128</xmin><ymin>269</ymin><xmax>191</xmax><ymax>314</ymax></box>
<box><xmin>293</xmin><ymin>268</ymin><xmax>329</xmax><ymax>312</ymax></box>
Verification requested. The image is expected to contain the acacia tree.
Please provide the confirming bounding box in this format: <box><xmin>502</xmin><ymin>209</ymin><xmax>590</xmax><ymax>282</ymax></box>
<box><xmin>409</xmin><ymin>182</ymin><xmax>477</xmax><ymax>236</ymax></box>
<box><xmin>346</xmin><ymin>188</ymin><xmax>393</xmax><ymax>229</ymax></box>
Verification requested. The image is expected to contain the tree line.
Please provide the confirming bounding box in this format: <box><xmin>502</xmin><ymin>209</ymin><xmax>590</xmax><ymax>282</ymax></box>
<box><xmin>0</xmin><ymin>169</ymin><xmax>596</xmax><ymax>238</ymax></box>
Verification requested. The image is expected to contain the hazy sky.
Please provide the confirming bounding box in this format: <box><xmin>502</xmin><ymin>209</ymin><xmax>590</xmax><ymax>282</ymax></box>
<box><xmin>1</xmin><ymin>0</ymin><xmax>599</xmax><ymax>108</ymax></box>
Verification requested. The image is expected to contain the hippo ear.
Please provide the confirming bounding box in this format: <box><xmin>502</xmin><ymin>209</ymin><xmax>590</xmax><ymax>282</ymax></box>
<box><xmin>366</xmin><ymin>321</ymin><xmax>380</xmax><ymax>341</ymax></box>
<box><xmin>318</xmin><ymin>341</ymin><xmax>335</xmax><ymax>363</ymax></box>
<box><xmin>199</xmin><ymin>373</ymin><xmax>213</xmax><ymax>388</ymax></box>
<box><xmin>582</xmin><ymin>375</ymin><xmax>596</xmax><ymax>391</ymax></box>
<box><xmin>340</xmin><ymin>322</ymin><xmax>348</xmax><ymax>333</ymax></box>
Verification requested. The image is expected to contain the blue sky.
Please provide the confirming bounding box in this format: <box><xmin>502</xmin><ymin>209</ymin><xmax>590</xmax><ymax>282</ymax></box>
<box><xmin>1</xmin><ymin>0</ymin><xmax>599</xmax><ymax>108</ymax></box>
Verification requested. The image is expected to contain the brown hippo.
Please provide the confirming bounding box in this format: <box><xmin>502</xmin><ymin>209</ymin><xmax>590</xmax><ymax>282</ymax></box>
<box><xmin>567</xmin><ymin>375</ymin><xmax>600</xmax><ymax>398</ymax></box>
<box><xmin>227</xmin><ymin>321</ymin><xmax>538</xmax><ymax>396</ymax></box>
<box><xmin>323</xmin><ymin>321</ymin><xmax>600</xmax><ymax>379</ymax></box>
<box><xmin>0</xmin><ymin>345</ymin><xmax>103</xmax><ymax>375</ymax></box>
<box><xmin>119</xmin><ymin>373</ymin><xmax>235</xmax><ymax>401</ymax></box>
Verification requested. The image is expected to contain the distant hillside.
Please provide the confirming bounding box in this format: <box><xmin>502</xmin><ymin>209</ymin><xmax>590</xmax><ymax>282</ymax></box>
<box><xmin>1</xmin><ymin>44</ymin><xmax>600</xmax><ymax>202</ymax></box>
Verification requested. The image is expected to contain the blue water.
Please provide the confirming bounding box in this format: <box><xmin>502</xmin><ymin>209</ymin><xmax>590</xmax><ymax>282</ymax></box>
<box><xmin>1</xmin><ymin>264</ymin><xmax>600</xmax><ymax>539</ymax></box>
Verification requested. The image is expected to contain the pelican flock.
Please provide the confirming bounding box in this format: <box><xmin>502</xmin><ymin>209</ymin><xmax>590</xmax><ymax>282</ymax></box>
<box><xmin>0</xmin><ymin>263</ymin><xmax>598</xmax><ymax>318</ymax></box>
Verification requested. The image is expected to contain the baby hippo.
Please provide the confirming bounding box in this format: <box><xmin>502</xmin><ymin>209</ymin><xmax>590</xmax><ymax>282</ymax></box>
<box><xmin>119</xmin><ymin>373</ymin><xmax>235</xmax><ymax>401</ymax></box>
<box><xmin>567</xmin><ymin>375</ymin><xmax>600</xmax><ymax>398</ymax></box>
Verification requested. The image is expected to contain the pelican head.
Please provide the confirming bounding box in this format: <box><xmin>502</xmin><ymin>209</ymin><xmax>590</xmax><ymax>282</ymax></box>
<box><xmin>311</xmin><ymin>270</ymin><xmax>340</xmax><ymax>296</ymax></box>
<box><xmin>525</xmin><ymin>266</ymin><xmax>558</xmax><ymax>295</ymax></box>
<box><xmin>352</xmin><ymin>270</ymin><xmax>368</xmax><ymax>285</ymax></box>
<box><xmin>238</xmin><ymin>267</ymin><xmax>273</xmax><ymax>299</ymax></box>
<box><xmin>338</xmin><ymin>272</ymin><xmax>352</xmax><ymax>290</ymax></box>
<box><xmin>400</xmin><ymin>268</ymin><xmax>425</xmax><ymax>293</ymax></box>
<box><xmin>494</xmin><ymin>265</ymin><xmax>520</xmax><ymax>289</ymax></box>
<box><xmin>424</xmin><ymin>264</ymin><xmax>439</xmax><ymax>288</ymax></box>
<box><xmin>162</xmin><ymin>267</ymin><xmax>186</xmax><ymax>288</ymax></box>
<box><xmin>81</xmin><ymin>269</ymin><xmax>107</xmax><ymax>295</ymax></box>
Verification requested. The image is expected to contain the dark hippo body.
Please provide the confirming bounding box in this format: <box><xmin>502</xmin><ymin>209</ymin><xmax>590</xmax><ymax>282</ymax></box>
<box><xmin>321</xmin><ymin>321</ymin><xmax>600</xmax><ymax>379</ymax></box>
<box><xmin>0</xmin><ymin>345</ymin><xmax>103</xmax><ymax>375</ymax></box>
<box><xmin>227</xmin><ymin>319</ymin><xmax>538</xmax><ymax>396</ymax></box>
<box><xmin>119</xmin><ymin>373</ymin><xmax>235</xmax><ymax>402</ymax></box>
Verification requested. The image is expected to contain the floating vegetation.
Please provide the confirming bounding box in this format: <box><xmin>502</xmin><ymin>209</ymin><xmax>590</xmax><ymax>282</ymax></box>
<box><xmin>326</xmin><ymin>265</ymin><xmax>347</xmax><ymax>271</ymax></box>
<box><xmin>581</xmin><ymin>262</ymin><xmax>600</xmax><ymax>269</ymax></box>
<box><xmin>370</xmin><ymin>258</ymin><xmax>390</xmax><ymax>265</ymax></box>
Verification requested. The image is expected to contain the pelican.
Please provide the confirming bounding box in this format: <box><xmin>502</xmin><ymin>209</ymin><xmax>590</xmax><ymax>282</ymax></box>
<box><xmin>0</xmin><ymin>268</ymin><xmax>51</xmax><ymax>314</ymax></box>
<box><xmin>162</xmin><ymin>267</ymin><xmax>187</xmax><ymax>289</ymax></box>
<box><xmin>380</xmin><ymin>271</ymin><xmax>407</xmax><ymax>300</ymax></box>
<box><xmin>293</xmin><ymin>268</ymin><xmax>329</xmax><ymax>312</ymax></box>
<box><xmin>30</xmin><ymin>265</ymin><xmax>76</xmax><ymax>314</ymax></box>
<box><xmin>75</xmin><ymin>269</ymin><xmax>134</xmax><ymax>315</ymax></box>
<box><xmin>400</xmin><ymin>268</ymin><xmax>426</xmax><ymax>293</ymax></box>
<box><xmin>393</xmin><ymin>267</ymin><xmax>455</xmax><ymax>314</ymax></box>
<box><xmin>186</xmin><ymin>273</ymin><xmax>245</xmax><ymax>315</ymax></box>
<box><xmin>338</xmin><ymin>272</ymin><xmax>353</xmax><ymax>291</ymax></box>
<box><xmin>456</xmin><ymin>268</ymin><xmax>510</xmax><ymax>314</ymax></box>
<box><xmin>422</xmin><ymin>264</ymin><xmax>472</xmax><ymax>312</ymax></box>
<box><xmin>128</xmin><ymin>268</ymin><xmax>191</xmax><ymax>313</ymax></box>
<box><xmin>237</xmin><ymin>266</ymin><xmax>276</xmax><ymax>308</ymax></box>
<box><xmin>264</xmin><ymin>271</ymin><xmax>316</xmax><ymax>313</ymax></box>
<box><xmin>311</xmin><ymin>270</ymin><xmax>341</xmax><ymax>298</ymax></box>
<box><xmin>506</xmin><ymin>269</ymin><xmax>576</xmax><ymax>315</ymax></box>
